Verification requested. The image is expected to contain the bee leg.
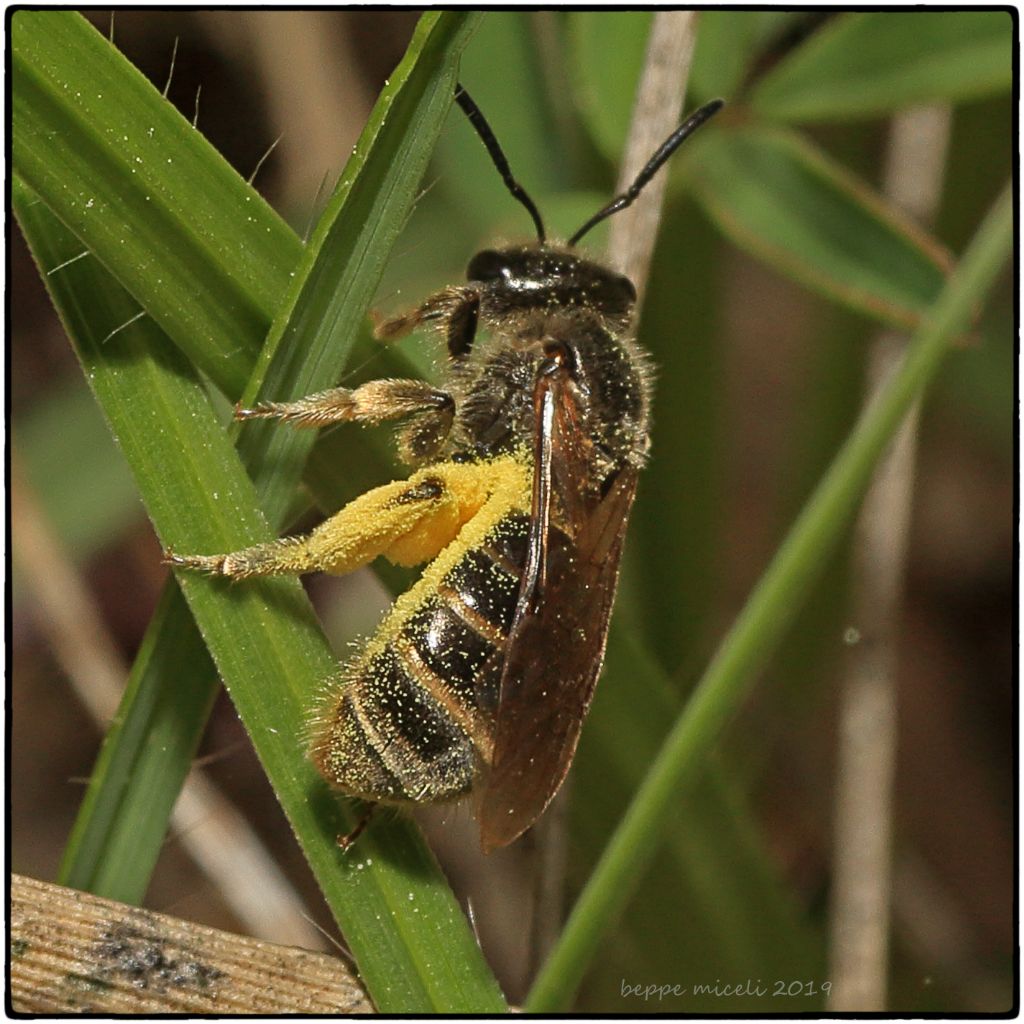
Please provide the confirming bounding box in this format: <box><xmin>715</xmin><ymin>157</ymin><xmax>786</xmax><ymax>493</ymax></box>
<box><xmin>442</xmin><ymin>292</ymin><xmax>480</xmax><ymax>360</ymax></box>
<box><xmin>373</xmin><ymin>285</ymin><xmax>481</xmax><ymax>359</ymax></box>
<box><xmin>166</xmin><ymin>460</ymin><xmax>520</xmax><ymax>580</ymax></box>
<box><xmin>236</xmin><ymin>379</ymin><xmax>454</xmax><ymax>429</ymax></box>
<box><xmin>336</xmin><ymin>802</ymin><xmax>376</xmax><ymax>853</ymax></box>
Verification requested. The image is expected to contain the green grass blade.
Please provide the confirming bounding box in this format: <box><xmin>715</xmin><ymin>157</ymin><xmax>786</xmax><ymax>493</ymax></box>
<box><xmin>526</xmin><ymin>184</ymin><xmax>1011</xmax><ymax>1011</ymax></box>
<box><xmin>750</xmin><ymin>11</ymin><xmax>1013</xmax><ymax>122</ymax></box>
<box><xmin>688</xmin><ymin>124</ymin><xmax>953</xmax><ymax>330</ymax></box>
<box><xmin>566</xmin><ymin>12</ymin><xmax>653</xmax><ymax>162</ymax></box>
<box><xmin>57</xmin><ymin>584</ymin><xmax>220</xmax><ymax>899</ymax></box>
<box><xmin>230</xmin><ymin>9</ymin><xmax>483</xmax><ymax>516</ymax></box>
<box><xmin>37</xmin><ymin>4</ymin><xmax>478</xmax><ymax>902</ymax></box>
<box><xmin>11</xmin><ymin>9</ymin><xmax>299</xmax><ymax>392</ymax></box>
<box><xmin>573</xmin><ymin>633</ymin><xmax>823</xmax><ymax>1012</ymax></box>
<box><xmin>15</xmin><ymin>185</ymin><xmax>226</xmax><ymax>903</ymax></box>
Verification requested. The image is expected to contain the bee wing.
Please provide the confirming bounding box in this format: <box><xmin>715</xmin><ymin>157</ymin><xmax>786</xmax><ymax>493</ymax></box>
<box><xmin>479</xmin><ymin>364</ymin><xmax>638</xmax><ymax>852</ymax></box>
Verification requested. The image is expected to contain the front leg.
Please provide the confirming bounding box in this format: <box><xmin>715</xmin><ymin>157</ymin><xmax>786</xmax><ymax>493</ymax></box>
<box><xmin>374</xmin><ymin>285</ymin><xmax>481</xmax><ymax>360</ymax></box>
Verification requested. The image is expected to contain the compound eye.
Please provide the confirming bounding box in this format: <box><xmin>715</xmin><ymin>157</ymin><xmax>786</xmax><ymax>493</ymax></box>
<box><xmin>467</xmin><ymin>249</ymin><xmax>508</xmax><ymax>282</ymax></box>
<box><xmin>613</xmin><ymin>274</ymin><xmax>637</xmax><ymax>305</ymax></box>
<box><xmin>596</xmin><ymin>272</ymin><xmax>637</xmax><ymax>313</ymax></box>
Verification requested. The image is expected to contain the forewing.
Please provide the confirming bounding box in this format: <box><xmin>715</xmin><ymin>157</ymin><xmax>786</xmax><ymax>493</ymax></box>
<box><xmin>479</xmin><ymin>368</ymin><xmax>638</xmax><ymax>852</ymax></box>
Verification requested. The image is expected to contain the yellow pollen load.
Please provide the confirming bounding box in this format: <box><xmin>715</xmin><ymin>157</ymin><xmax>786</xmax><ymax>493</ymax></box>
<box><xmin>311</xmin><ymin>455</ymin><xmax>530</xmax><ymax>576</ymax></box>
<box><xmin>356</xmin><ymin>452</ymin><xmax>531</xmax><ymax>665</ymax></box>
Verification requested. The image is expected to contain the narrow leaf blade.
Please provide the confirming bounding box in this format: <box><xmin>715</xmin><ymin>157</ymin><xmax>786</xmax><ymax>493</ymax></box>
<box><xmin>688</xmin><ymin>125</ymin><xmax>953</xmax><ymax>329</ymax></box>
<box><xmin>566</xmin><ymin>12</ymin><xmax>653</xmax><ymax>162</ymax></box>
<box><xmin>11</xmin><ymin>9</ymin><xmax>300</xmax><ymax>393</ymax></box>
<box><xmin>750</xmin><ymin>11</ymin><xmax>1013</xmax><ymax>122</ymax></box>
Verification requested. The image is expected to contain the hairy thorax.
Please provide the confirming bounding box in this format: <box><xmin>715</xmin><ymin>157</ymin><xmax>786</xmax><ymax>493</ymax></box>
<box><xmin>445</xmin><ymin>287</ymin><xmax>652</xmax><ymax>483</ymax></box>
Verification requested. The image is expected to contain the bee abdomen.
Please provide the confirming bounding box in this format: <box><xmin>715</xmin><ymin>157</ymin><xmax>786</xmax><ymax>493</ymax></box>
<box><xmin>314</xmin><ymin>645</ymin><xmax>478</xmax><ymax>803</ymax></box>
<box><xmin>315</xmin><ymin>511</ymin><xmax>531</xmax><ymax>804</ymax></box>
<box><xmin>403</xmin><ymin>511</ymin><xmax>529</xmax><ymax>710</ymax></box>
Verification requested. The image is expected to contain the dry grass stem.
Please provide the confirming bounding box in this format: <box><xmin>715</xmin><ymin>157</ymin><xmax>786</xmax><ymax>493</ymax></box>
<box><xmin>9</xmin><ymin>874</ymin><xmax>372</xmax><ymax>1014</ymax></box>
<box><xmin>827</xmin><ymin>104</ymin><xmax>952</xmax><ymax>1011</ymax></box>
<box><xmin>607</xmin><ymin>9</ymin><xmax>698</xmax><ymax>301</ymax></box>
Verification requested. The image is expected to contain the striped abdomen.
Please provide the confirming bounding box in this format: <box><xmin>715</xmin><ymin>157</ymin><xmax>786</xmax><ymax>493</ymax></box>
<box><xmin>312</xmin><ymin>512</ymin><xmax>529</xmax><ymax>804</ymax></box>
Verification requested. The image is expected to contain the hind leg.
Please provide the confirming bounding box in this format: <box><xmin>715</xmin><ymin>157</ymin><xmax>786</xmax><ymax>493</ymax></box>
<box><xmin>166</xmin><ymin>458</ymin><xmax>524</xmax><ymax>580</ymax></box>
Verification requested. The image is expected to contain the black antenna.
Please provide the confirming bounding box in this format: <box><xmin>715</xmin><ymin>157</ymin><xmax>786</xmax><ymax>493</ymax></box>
<box><xmin>568</xmin><ymin>98</ymin><xmax>725</xmax><ymax>247</ymax></box>
<box><xmin>455</xmin><ymin>83</ymin><xmax>547</xmax><ymax>243</ymax></box>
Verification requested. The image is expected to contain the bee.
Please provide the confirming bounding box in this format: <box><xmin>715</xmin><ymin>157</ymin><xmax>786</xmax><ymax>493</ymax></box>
<box><xmin>169</xmin><ymin>86</ymin><xmax>724</xmax><ymax>852</ymax></box>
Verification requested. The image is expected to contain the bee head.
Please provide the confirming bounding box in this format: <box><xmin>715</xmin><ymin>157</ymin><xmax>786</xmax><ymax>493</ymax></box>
<box><xmin>467</xmin><ymin>245</ymin><xmax>637</xmax><ymax>318</ymax></box>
